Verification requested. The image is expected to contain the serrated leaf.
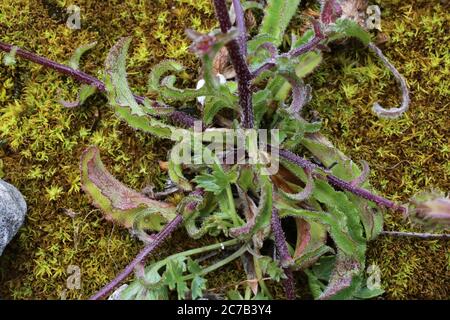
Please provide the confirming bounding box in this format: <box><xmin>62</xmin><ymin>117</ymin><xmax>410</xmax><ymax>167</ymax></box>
<box><xmin>164</xmin><ymin>257</ymin><xmax>186</xmax><ymax>289</ymax></box>
<box><xmin>105</xmin><ymin>37</ymin><xmax>145</xmax><ymax>116</ymax></box>
<box><xmin>259</xmin><ymin>0</ymin><xmax>301</xmax><ymax>46</ymax></box>
<box><xmin>191</xmin><ymin>275</ymin><xmax>207</xmax><ymax>300</ymax></box>
<box><xmin>302</xmin><ymin>133</ymin><xmax>384</xmax><ymax>240</ymax></box>
<box><xmin>194</xmin><ymin>168</ymin><xmax>237</xmax><ymax>195</ymax></box>
<box><xmin>80</xmin><ymin>146</ymin><xmax>176</xmax><ymax>231</ymax></box>
<box><xmin>259</xmin><ymin>256</ymin><xmax>285</xmax><ymax>281</ymax></box>
<box><xmin>187</xmin><ymin>258</ymin><xmax>202</xmax><ymax>275</ymax></box>
<box><xmin>68</xmin><ymin>41</ymin><xmax>96</xmax><ymax>70</ymax></box>
<box><xmin>114</xmin><ymin>104</ymin><xmax>177</xmax><ymax>138</ymax></box>
<box><xmin>313</xmin><ymin>179</ymin><xmax>365</xmax><ymax>246</ymax></box>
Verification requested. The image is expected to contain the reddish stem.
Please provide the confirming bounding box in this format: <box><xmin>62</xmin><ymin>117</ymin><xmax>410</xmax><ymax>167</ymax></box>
<box><xmin>213</xmin><ymin>0</ymin><xmax>254</xmax><ymax>128</ymax></box>
<box><xmin>271</xmin><ymin>209</ymin><xmax>296</xmax><ymax>300</ymax></box>
<box><xmin>89</xmin><ymin>215</ymin><xmax>183</xmax><ymax>300</ymax></box>
<box><xmin>0</xmin><ymin>41</ymin><xmax>198</xmax><ymax>129</ymax></box>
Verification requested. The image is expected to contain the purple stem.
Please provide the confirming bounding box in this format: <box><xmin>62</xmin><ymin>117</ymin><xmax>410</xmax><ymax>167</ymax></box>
<box><xmin>89</xmin><ymin>214</ymin><xmax>183</xmax><ymax>300</ymax></box>
<box><xmin>277</xmin><ymin>149</ymin><xmax>405</xmax><ymax>213</ymax></box>
<box><xmin>232</xmin><ymin>0</ymin><xmax>247</xmax><ymax>56</ymax></box>
<box><xmin>213</xmin><ymin>0</ymin><xmax>254</xmax><ymax>128</ymax></box>
<box><xmin>277</xmin><ymin>147</ymin><xmax>319</xmax><ymax>172</ymax></box>
<box><xmin>271</xmin><ymin>209</ymin><xmax>296</xmax><ymax>300</ymax></box>
<box><xmin>326</xmin><ymin>175</ymin><xmax>405</xmax><ymax>213</ymax></box>
<box><xmin>251</xmin><ymin>21</ymin><xmax>325</xmax><ymax>79</ymax></box>
<box><xmin>0</xmin><ymin>41</ymin><xmax>198</xmax><ymax>129</ymax></box>
<box><xmin>280</xmin><ymin>36</ymin><xmax>323</xmax><ymax>59</ymax></box>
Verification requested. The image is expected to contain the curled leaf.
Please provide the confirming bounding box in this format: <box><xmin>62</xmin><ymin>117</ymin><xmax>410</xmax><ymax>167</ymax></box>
<box><xmin>105</xmin><ymin>37</ymin><xmax>145</xmax><ymax>116</ymax></box>
<box><xmin>59</xmin><ymin>84</ymin><xmax>97</xmax><ymax>108</ymax></box>
<box><xmin>369</xmin><ymin>42</ymin><xmax>410</xmax><ymax>119</ymax></box>
<box><xmin>148</xmin><ymin>60</ymin><xmax>185</xmax><ymax>93</ymax></box>
<box><xmin>350</xmin><ymin>160</ymin><xmax>370</xmax><ymax>187</ymax></box>
<box><xmin>281</xmin><ymin>168</ymin><xmax>314</xmax><ymax>201</ymax></box>
<box><xmin>80</xmin><ymin>146</ymin><xmax>176</xmax><ymax>231</ymax></box>
<box><xmin>68</xmin><ymin>41</ymin><xmax>97</xmax><ymax>70</ymax></box>
<box><xmin>259</xmin><ymin>0</ymin><xmax>301</xmax><ymax>46</ymax></box>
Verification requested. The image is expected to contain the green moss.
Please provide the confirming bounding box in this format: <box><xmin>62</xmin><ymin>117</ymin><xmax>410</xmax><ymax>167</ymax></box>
<box><xmin>0</xmin><ymin>0</ymin><xmax>448</xmax><ymax>300</ymax></box>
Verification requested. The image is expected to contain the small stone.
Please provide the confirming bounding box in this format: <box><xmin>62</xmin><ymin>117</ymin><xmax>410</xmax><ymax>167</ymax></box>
<box><xmin>0</xmin><ymin>180</ymin><xmax>27</xmax><ymax>256</ymax></box>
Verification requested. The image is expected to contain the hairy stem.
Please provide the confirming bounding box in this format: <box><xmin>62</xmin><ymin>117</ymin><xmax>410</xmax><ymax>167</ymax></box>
<box><xmin>380</xmin><ymin>231</ymin><xmax>450</xmax><ymax>240</ymax></box>
<box><xmin>0</xmin><ymin>41</ymin><xmax>198</xmax><ymax>129</ymax></box>
<box><xmin>251</xmin><ymin>22</ymin><xmax>325</xmax><ymax>79</ymax></box>
<box><xmin>232</xmin><ymin>0</ymin><xmax>247</xmax><ymax>56</ymax></box>
<box><xmin>276</xmin><ymin>148</ymin><xmax>405</xmax><ymax>213</ymax></box>
<box><xmin>89</xmin><ymin>214</ymin><xmax>183</xmax><ymax>300</ymax></box>
<box><xmin>271</xmin><ymin>209</ymin><xmax>296</xmax><ymax>300</ymax></box>
<box><xmin>326</xmin><ymin>175</ymin><xmax>405</xmax><ymax>213</ymax></box>
<box><xmin>213</xmin><ymin>0</ymin><xmax>254</xmax><ymax>128</ymax></box>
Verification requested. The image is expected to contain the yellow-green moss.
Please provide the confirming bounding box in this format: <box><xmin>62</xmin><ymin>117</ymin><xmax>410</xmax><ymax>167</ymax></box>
<box><xmin>0</xmin><ymin>0</ymin><xmax>448</xmax><ymax>300</ymax></box>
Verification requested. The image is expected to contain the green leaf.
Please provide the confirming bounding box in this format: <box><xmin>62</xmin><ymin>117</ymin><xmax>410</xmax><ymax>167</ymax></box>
<box><xmin>237</xmin><ymin>166</ymin><xmax>256</xmax><ymax>192</ymax></box>
<box><xmin>310</xmin><ymin>255</ymin><xmax>336</xmax><ymax>281</ymax></box>
<box><xmin>313</xmin><ymin>179</ymin><xmax>365</xmax><ymax>246</ymax></box>
<box><xmin>253</xmin><ymin>89</ymin><xmax>272</xmax><ymax>127</ymax></box>
<box><xmin>227</xmin><ymin>290</ymin><xmax>244</xmax><ymax>300</ymax></box>
<box><xmin>191</xmin><ymin>275</ymin><xmax>207</xmax><ymax>300</ymax></box>
<box><xmin>259</xmin><ymin>256</ymin><xmax>286</xmax><ymax>281</ymax></box>
<box><xmin>104</xmin><ymin>37</ymin><xmax>145</xmax><ymax>117</ymax></box>
<box><xmin>203</xmin><ymin>96</ymin><xmax>233</xmax><ymax>125</ymax></box>
<box><xmin>248</xmin><ymin>174</ymin><xmax>273</xmax><ymax>235</ymax></box>
<box><xmin>113</xmin><ymin>104</ymin><xmax>177</xmax><ymax>139</ymax></box>
<box><xmin>168</xmin><ymin>151</ymin><xmax>192</xmax><ymax>191</ymax></box>
<box><xmin>68</xmin><ymin>41</ymin><xmax>96</xmax><ymax>70</ymax></box>
<box><xmin>328</xmin><ymin>18</ymin><xmax>372</xmax><ymax>46</ymax></box>
<box><xmin>164</xmin><ymin>257</ymin><xmax>186</xmax><ymax>289</ymax></box>
<box><xmin>305</xmin><ymin>269</ymin><xmax>326</xmax><ymax>299</ymax></box>
<box><xmin>80</xmin><ymin>146</ymin><xmax>176</xmax><ymax>231</ymax></box>
<box><xmin>194</xmin><ymin>169</ymin><xmax>237</xmax><ymax>195</ymax></box>
<box><xmin>187</xmin><ymin>258</ymin><xmax>202</xmax><ymax>275</ymax></box>
<box><xmin>302</xmin><ymin>133</ymin><xmax>384</xmax><ymax>240</ymax></box>
<box><xmin>148</xmin><ymin>59</ymin><xmax>184</xmax><ymax>92</ymax></box>
<box><xmin>277</xmin><ymin>202</ymin><xmax>362</xmax><ymax>259</ymax></box>
<box><xmin>259</xmin><ymin>0</ymin><xmax>302</xmax><ymax>46</ymax></box>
